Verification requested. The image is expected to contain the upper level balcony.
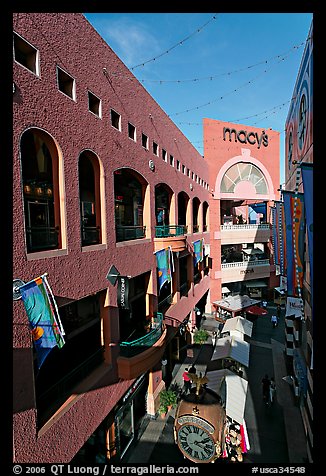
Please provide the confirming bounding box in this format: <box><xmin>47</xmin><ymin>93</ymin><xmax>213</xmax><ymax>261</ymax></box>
<box><xmin>154</xmin><ymin>224</ymin><xmax>187</xmax><ymax>253</ymax></box>
<box><xmin>221</xmin><ymin>259</ymin><xmax>271</xmax><ymax>283</ymax></box>
<box><xmin>117</xmin><ymin>312</ymin><xmax>167</xmax><ymax>380</ymax></box>
<box><xmin>220</xmin><ymin>223</ymin><xmax>271</xmax><ymax>245</ymax></box>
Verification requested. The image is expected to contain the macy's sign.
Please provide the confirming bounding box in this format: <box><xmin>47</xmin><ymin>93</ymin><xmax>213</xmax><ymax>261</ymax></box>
<box><xmin>223</xmin><ymin>127</ymin><xmax>269</xmax><ymax>149</ymax></box>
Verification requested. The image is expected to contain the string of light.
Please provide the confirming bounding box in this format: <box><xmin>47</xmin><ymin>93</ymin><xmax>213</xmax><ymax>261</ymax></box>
<box><xmin>136</xmin><ymin>39</ymin><xmax>307</xmax><ymax>84</ymax></box>
<box><xmin>176</xmin><ymin>100</ymin><xmax>292</xmax><ymax>127</ymax></box>
<box><xmin>129</xmin><ymin>13</ymin><xmax>218</xmax><ymax>71</ymax></box>
<box><xmin>168</xmin><ymin>49</ymin><xmax>301</xmax><ymax>117</ymax></box>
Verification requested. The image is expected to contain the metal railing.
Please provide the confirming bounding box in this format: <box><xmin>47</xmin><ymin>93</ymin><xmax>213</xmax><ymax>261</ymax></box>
<box><xmin>26</xmin><ymin>226</ymin><xmax>59</xmax><ymax>252</ymax></box>
<box><xmin>81</xmin><ymin>225</ymin><xmax>100</xmax><ymax>246</ymax></box>
<box><xmin>220</xmin><ymin>223</ymin><xmax>270</xmax><ymax>231</ymax></box>
<box><xmin>116</xmin><ymin>225</ymin><xmax>146</xmax><ymax>242</ymax></box>
<box><xmin>221</xmin><ymin>259</ymin><xmax>270</xmax><ymax>268</ymax></box>
<box><xmin>119</xmin><ymin>312</ymin><xmax>164</xmax><ymax>357</ymax></box>
<box><xmin>155</xmin><ymin>224</ymin><xmax>187</xmax><ymax>238</ymax></box>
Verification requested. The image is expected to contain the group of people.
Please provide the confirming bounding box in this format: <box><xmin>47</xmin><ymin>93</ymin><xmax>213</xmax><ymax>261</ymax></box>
<box><xmin>261</xmin><ymin>374</ymin><xmax>276</xmax><ymax>405</ymax></box>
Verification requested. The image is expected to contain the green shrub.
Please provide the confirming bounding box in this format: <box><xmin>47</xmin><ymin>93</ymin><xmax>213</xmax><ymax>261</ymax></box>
<box><xmin>193</xmin><ymin>329</ymin><xmax>209</xmax><ymax>345</ymax></box>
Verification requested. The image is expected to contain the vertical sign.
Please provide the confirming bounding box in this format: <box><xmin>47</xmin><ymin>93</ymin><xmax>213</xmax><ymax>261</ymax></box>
<box><xmin>117</xmin><ymin>276</ymin><xmax>130</xmax><ymax>309</ymax></box>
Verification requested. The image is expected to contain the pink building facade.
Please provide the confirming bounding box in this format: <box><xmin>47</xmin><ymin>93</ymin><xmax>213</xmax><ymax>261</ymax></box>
<box><xmin>13</xmin><ymin>13</ymin><xmax>211</xmax><ymax>463</ymax></box>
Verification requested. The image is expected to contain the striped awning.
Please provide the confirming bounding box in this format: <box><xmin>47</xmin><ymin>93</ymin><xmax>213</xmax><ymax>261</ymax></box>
<box><xmin>206</xmin><ymin>369</ymin><xmax>248</xmax><ymax>424</ymax></box>
<box><xmin>222</xmin><ymin>316</ymin><xmax>253</xmax><ymax>337</ymax></box>
<box><xmin>211</xmin><ymin>336</ymin><xmax>250</xmax><ymax>367</ymax></box>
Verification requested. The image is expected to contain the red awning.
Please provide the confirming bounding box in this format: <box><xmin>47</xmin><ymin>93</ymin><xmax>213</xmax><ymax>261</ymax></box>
<box><xmin>246</xmin><ymin>305</ymin><xmax>268</xmax><ymax>316</ymax></box>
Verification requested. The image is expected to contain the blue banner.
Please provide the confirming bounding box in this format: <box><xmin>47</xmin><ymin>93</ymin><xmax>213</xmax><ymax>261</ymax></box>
<box><xmin>156</xmin><ymin>248</ymin><xmax>171</xmax><ymax>291</ymax></box>
<box><xmin>301</xmin><ymin>163</ymin><xmax>313</xmax><ymax>301</ymax></box>
<box><xmin>20</xmin><ymin>276</ymin><xmax>65</xmax><ymax>369</ymax></box>
<box><xmin>193</xmin><ymin>239</ymin><xmax>204</xmax><ymax>266</ymax></box>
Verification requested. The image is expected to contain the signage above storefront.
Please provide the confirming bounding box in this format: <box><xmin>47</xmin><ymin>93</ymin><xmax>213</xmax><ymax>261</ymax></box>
<box><xmin>223</xmin><ymin>127</ymin><xmax>269</xmax><ymax>149</ymax></box>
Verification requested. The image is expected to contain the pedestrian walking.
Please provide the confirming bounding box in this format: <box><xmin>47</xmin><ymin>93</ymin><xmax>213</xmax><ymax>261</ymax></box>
<box><xmin>271</xmin><ymin>314</ymin><xmax>278</xmax><ymax>328</ymax></box>
<box><xmin>261</xmin><ymin>374</ymin><xmax>271</xmax><ymax>405</ymax></box>
<box><xmin>277</xmin><ymin>304</ymin><xmax>281</xmax><ymax>319</ymax></box>
<box><xmin>182</xmin><ymin>368</ymin><xmax>192</xmax><ymax>394</ymax></box>
<box><xmin>212</xmin><ymin>331</ymin><xmax>217</xmax><ymax>347</ymax></box>
<box><xmin>262</xmin><ymin>300</ymin><xmax>268</xmax><ymax>309</ymax></box>
<box><xmin>269</xmin><ymin>377</ymin><xmax>276</xmax><ymax>404</ymax></box>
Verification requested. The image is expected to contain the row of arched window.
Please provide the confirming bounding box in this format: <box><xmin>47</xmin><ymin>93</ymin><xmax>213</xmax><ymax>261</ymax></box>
<box><xmin>20</xmin><ymin>128</ymin><xmax>209</xmax><ymax>254</ymax></box>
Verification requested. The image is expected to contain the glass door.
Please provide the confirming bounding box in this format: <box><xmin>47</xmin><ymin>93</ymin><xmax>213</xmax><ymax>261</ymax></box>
<box><xmin>116</xmin><ymin>401</ymin><xmax>134</xmax><ymax>459</ymax></box>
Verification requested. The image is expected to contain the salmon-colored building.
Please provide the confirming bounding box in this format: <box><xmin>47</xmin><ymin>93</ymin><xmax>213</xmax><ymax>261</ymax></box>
<box><xmin>203</xmin><ymin>119</ymin><xmax>280</xmax><ymax>308</ymax></box>
<box><xmin>12</xmin><ymin>13</ymin><xmax>282</xmax><ymax>464</ymax></box>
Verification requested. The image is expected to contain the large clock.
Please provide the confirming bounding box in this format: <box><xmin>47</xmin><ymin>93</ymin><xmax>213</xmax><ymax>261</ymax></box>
<box><xmin>174</xmin><ymin>386</ymin><xmax>226</xmax><ymax>463</ymax></box>
<box><xmin>177</xmin><ymin>424</ymin><xmax>216</xmax><ymax>462</ymax></box>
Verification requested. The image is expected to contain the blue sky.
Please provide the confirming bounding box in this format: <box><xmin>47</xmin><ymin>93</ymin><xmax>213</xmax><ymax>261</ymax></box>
<box><xmin>84</xmin><ymin>12</ymin><xmax>313</xmax><ymax>185</ymax></box>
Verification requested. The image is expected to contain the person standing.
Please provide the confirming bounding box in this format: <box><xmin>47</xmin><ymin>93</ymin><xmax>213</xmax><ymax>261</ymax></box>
<box><xmin>262</xmin><ymin>300</ymin><xmax>268</xmax><ymax>309</ymax></box>
<box><xmin>212</xmin><ymin>331</ymin><xmax>218</xmax><ymax>347</ymax></box>
<box><xmin>271</xmin><ymin>314</ymin><xmax>278</xmax><ymax>328</ymax></box>
<box><xmin>270</xmin><ymin>377</ymin><xmax>276</xmax><ymax>404</ymax></box>
<box><xmin>182</xmin><ymin>368</ymin><xmax>192</xmax><ymax>394</ymax></box>
<box><xmin>277</xmin><ymin>304</ymin><xmax>281</xmax><ymax>319</ymax></box>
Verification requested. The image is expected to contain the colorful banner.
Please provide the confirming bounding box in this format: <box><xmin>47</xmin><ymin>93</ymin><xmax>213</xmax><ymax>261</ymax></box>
<box><xmin>193</xmin><ymin>239</ymin><xmax>204</xmax><ymax>266</ymax></box>
<box><xmin>301</xmin><ymin>163</ymin><xmax>313</xmax><ymax>300</ymax></box>
<box><xmin>283</xmin><ymin>191</ymin><xmax>305</xmax><ymax>296</ymax></box>
<box><xmin>155</xmin><ymin>248</ymin><xmax>171</xmax><ymax>291</ymax></box>
<box><xmin>20</xmin><ymin>275</ymin><xmax>65</xmax><ymax>369</ymax></box>
<box><xmin>117</xmin><ymin>276</ymin><xmax>130</xmax><ymax>310</ymax></box>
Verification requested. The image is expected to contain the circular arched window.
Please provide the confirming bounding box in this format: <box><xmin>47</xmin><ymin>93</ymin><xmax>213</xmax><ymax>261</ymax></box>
<box><xmin>220</xmin><ymin>162</ymin><xmax>268</xmax><ymax>195</ymax></box>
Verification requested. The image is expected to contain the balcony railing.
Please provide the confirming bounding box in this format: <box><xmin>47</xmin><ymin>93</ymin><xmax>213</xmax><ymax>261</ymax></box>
<box><xmin>221</xmin><ymin>259</ymin><xmax>270</xmax><ymax>268</ymax></box>
<box><xmin>220</xmin><ymin>223</ymin><xmax>270</xmax><ymax>231</ymax></box>
<box><xmin>158</xmin><ymin>294</ymin><xmax>173</xmax><ymax>313</ymax></box>
<box><xmin>119</xmin><ymin>312</ymin><xmax>164</xmax><ymax>358</ymax></box>
<box><xmin>116</xmin><ymin>225</ymin><xmax>146</xmax><ymax>242</ymax></box>
<box><xmin>81</xmin><ymin>225</ymin><xmax>100</xmax><ymax>246</ymax></box>
<box><xmin>26</xmin><ymin>226</ymin><xmax>59</xmax><ymax>252</ymax></box>
<box><xmin>155</xmin><ymin>224</ymin><xmax>187</xmax><ymax>238</ymax></box>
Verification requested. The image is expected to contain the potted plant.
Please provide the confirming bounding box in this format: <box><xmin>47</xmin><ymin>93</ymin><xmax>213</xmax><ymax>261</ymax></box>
<box><xmin>193</xmin><ymin>329</ymin><xmax>209</xmax><ymax>346</ymax></box>
<box><xmin>158</xmin><ymin>388</ymin><xmax>178</xmax><ymax>413</ymax></box>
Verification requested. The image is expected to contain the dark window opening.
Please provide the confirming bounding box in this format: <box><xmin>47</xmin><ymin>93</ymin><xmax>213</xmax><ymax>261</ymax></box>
<box><xmin>128</xmin><ymin>122</ymin><xmax>136</xmax><ymax>141</ymax></box>
<box><xmin>57</xmin><ymin>66</ymin><xmax>75</xmax><ymax>99</ymax></box>
<box><xmin>88</xmin><ymin>91</ymin><xmax>101</xmax><ymax>117</ymax></box>
<box><xmin>14</xmin><ymin>33</ymin><xmax>38</xmax><ymax>74</ymax></box>
<box><xmin>111</xmin><ymin>109</ymin><xmax>121</xmax><ymax>130</ymax></box>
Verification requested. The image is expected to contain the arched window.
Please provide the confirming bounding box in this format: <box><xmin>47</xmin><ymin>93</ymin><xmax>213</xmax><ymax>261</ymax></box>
<box><xmin>192</xmin><ymin>197</ymin><xmax>200</xmax><ymax>233</ymax></box>
<box><xmin>114</xmin><ymin>169</ymin><xmax>147</xmax><ymax>242</ymax></box>
<box><xmin>79</xmin><ymin>151</ymin><xmax>102</xmax><ymax>246</ymax></box>
<box><xmin>202</xmin><ymin>201</ymin><xmax>209</xmax><ymax>232</ymax></box>
<box><xmin>220</xmin><ymin>162</ymin><xmax>268</xmax><ymax>195</ymax></box>
<box><xmin>177</xmin><ymin>191</ymin><xmax>189</xmax><ymax>232</ymax></box>
<box><xmin>21</xmin><ymin>129</ymin><xmax>61</xmax><ymax>253</ymax></box>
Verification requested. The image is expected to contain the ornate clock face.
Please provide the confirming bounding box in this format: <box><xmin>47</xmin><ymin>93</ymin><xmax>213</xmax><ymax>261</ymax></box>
<box><xmin>177</xmin><ymin>424</ymin><xmax>216</xmax><ymax>462</ymax></box>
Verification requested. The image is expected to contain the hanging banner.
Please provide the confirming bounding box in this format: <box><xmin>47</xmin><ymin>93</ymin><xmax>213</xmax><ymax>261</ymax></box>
<box><xmin>280</xmin><ymin>201</ymin><xmax>286</xmax><ymax>275</ymax></box>
<box><xmin>193</xmin><ymin>239</ymin><xmax>204</xmax><ymax>266</ymax></box>
<box><xmin>286</xmin><ymin>296</ymin><xmax>303</xmax><ymax>319</ymax></box>
<box><xmin>301</xmin><ymin>163</ymin><xmax>313</xmax><ymax>301</ymax></box>
<box><xmin>20</xmin><ymin>275</ymin><xmax>65</xmax><ymax>369</ymax></box>
<box><xmin>155</xmin><ymin>248</ymin><xmax>171</xmax><ymax>291</ymax></box>
<box><xmin>271</xmin><ymin>206</ymin><xmax>279</xmax><ymax>266</ymax></box>
<box><xmin>117</xmin><ymin>276</ymin><xmax>130</xmax><ymax>310</ymax></box>
<box><xmin>283</xmin><ymin>191</ymin><xmax>305</xmax><ymax>296</ymax></box>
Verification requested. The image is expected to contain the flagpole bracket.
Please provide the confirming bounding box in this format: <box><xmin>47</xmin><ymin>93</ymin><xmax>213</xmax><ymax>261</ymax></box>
<box><xmin>13</xmin><ymin>279</ymin><xmax>26</xmax><ymax>301</ymax></box>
